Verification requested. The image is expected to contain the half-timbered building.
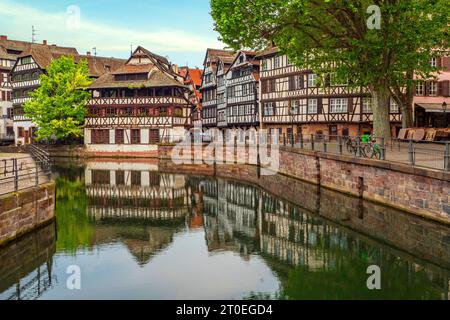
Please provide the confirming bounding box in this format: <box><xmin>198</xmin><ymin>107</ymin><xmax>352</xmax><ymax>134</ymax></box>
<box><xmin>85</xmin><ymin>46</ymin><xmax>192</xmax><ymax>156</ymax></box>
<box><xmin>257</xmin><ymin>48</ymin><xmax>403</xmax><ymax>138</ymax></box>
<box><xmin>225</xmin><ymin>51</ymin><xmax>260</xmax><ymax>132</ymax></box>
<box><xmin>199</xmin><ymin>49</ymin><xmax>235</xmax><ymax>129</ymax></box>
<box><xmin>10</xmin><ymin>41</ymin><xmax>124</xmax><ymax>145</ymax></box>
<box><xmin>0</xmin><ymin>42</ymin><xmax>15</xmax><ymax>142</ymax></box>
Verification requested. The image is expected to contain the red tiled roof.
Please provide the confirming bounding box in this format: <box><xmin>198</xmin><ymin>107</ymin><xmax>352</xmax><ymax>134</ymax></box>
<box><xmin>188</xmin><ymin>68</ymin><xmax>203</xmax><ymax>87</ymax></box>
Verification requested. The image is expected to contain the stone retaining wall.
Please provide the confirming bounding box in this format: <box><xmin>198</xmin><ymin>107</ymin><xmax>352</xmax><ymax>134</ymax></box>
<box><xmin>0</xmin><ymin>182</ymin><xmax>56</xmax><ymax>247</ymax></box>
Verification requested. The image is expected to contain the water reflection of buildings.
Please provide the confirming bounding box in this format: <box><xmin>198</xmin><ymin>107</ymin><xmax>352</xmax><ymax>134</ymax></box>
<box><xmin>85</xmin><ymin>160</ymin><xmax>193</xmax><ymax>265</ymax></box>
<box><xmin>0</xmin><ymin>223</ymin><xmax>56</xmax><ymax>300</ymax></box>
<box><xmin>200</xmin><ymin>177</ymin><xmax>450</xmax><ymax>299</ymax></box>
<box><xmin>202</xmin><ymin>179</ymin><xmax>259</xmax><ymax>257</ymax></box>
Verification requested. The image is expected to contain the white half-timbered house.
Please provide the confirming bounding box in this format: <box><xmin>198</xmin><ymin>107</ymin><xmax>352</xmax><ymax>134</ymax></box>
<box><xmin>256</xmin><ymin>48</ymin><xmax>403</xmax><ymax>138</ymax></box>
<box><xmin>10</xmin><ymin>42</ymin><xmax>124</xmax><ymax>145</ymax></box>
<box><xmin>199</xmin><ymin>49</ymin><xmax>235</xmax><ymax>129</ymax></box>
<box><xmin>85</xmin><ymin>46</ymin><xmax>192</xmax><ymax>156</ymax></box>
<box><xmin>225</xmin><ymin>51</ymin><xmax>260</xmax><ymax>132</ymax></box>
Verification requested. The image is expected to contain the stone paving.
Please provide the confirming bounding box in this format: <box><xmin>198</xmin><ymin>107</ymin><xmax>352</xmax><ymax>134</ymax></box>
<box><xmin>0</xmin><ymin>154</ymin><xmax>50</xmax><ymax>195</ymax></box>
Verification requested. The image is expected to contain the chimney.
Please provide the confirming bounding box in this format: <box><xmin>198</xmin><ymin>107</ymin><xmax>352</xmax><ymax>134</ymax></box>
<box><xmin>0</xmin><ymin>35</ymin><xmax>7</xmax><ymax>41</ymax></box>
<box><xmin>43</xmin><ymin>40</ymin><xmax>47</xmax><ymax>45</ymax></box>
<box><xmin>86</xmin><ymin>51</ymin><xmax>91</xmax><ymax>56</ymax></box>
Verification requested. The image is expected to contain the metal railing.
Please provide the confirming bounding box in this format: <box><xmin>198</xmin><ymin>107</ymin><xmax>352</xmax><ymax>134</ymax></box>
<box><xmin>0</xmin><ymin>156</ymin><xmax>52</xmax><ymax>196</ymax></box>
<box><xmin>26</xmin><ymin>144</ymin><xmax>52</xmax><ymax>172</ymax></box>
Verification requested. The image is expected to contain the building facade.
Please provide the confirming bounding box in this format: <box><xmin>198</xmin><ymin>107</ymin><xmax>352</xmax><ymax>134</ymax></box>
<box><xmin>0</xmin><ymin>45</ymin><xmax>14</xmax><ymax>143</ymax></box>
<box><xmin>414</xmin><ymin>55</ymin><xmax>450</xmax><ymax>128</ymax></box>
<box><xmin>10</xmin><ymin>40</ymin><xmax>123</xmax><ymax>145</ymax></box>
<box><xmin>178</xmin><ymin>67</ymin><xmax>203</xmax><ymax>128</ymax></box>
<box><xmin>84</xmin><ymin>46</ymin><xmax>193</xmax><ymax>156</ymax></box>
<box><xmin>199</xmin><ymin>49</ymin><xmax>235</xmax><ymax>129</ymax></box>
<box><xmin>225</xmin><ymin>51</ymin><xmax>260</xmax><ymax>132</ymax></box>
<box><xmin>256</xmin><ymin>48</ymin><xmax>403</xmax><ymax>138</ymax></box>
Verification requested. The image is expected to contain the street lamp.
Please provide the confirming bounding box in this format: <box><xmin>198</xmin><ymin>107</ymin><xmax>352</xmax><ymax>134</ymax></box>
<box><xmin>443</xmin><ymin>102</ymin><xmax>448</xmax><ymax>128</ymax></box>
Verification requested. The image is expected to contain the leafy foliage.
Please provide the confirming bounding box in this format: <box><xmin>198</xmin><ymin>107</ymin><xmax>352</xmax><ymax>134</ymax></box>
<box><xmin>23</xmin><ymin>56</ymin><xmax>92</xmax><ymax>142</ymax></box>
<box><xmin>211</xmin><ymin>0</ymin><xmax>449</xmax><ymax>136</ymax></box>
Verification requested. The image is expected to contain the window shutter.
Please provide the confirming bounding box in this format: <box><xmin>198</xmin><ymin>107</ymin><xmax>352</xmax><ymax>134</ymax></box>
<box><xmin>436</xmin><ymin>57</ymin><xmax>442</xmax><ymax>68</ymax></box>
<box><xmin>348</xmin><ymin>97</ymin><xmax>353</xmax><ymax>113</ymax></box>
<box><xmin>317</xmin><ymin>98</ymin><xmax>323</xmax><ymax>114</ymax></box>
<box><xmin>424</xmin><ymin>81</ymin><xmax>430</xmax><ymax>96</ymax></box>
<box><xmin>289</xmin><ymin>76</ymin><xmax>295</xmax><ymax>91</ymax></box>
<box><xmin>441</xmin><ymin>81</ymin><xmax>449</xmax><ymax>97</ymax></box>
<box><xmin>299</xmin><ymin>75</ymin><xmax>304</xmax><ymax>89</ymax></box>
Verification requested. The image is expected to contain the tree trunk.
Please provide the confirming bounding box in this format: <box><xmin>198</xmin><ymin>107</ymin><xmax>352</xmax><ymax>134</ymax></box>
<box><xmin>401</xmin><ymin>102</ymin><xmax>414</xmax><ymax>128</ymax></box>
<box><xmin>371</xmin><ymin>87</ymin><xmax>392</xmax><ymax>139</ymax></box>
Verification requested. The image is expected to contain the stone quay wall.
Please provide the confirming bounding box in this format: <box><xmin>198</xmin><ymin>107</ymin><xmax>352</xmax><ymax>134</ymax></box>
<box><xmin>158</xmin><ymin>144</ymin><xmax>450</xmax><ymax>224</ymax></box>
<box><xmin>159</xmin><ymin>162</ymin><xmax>450</xmax><ymax>270</ymax></box>
<box><xmin>0</xmin><ymin>182</ymin><xmax>56</xmax><ymax>247</ymax></box>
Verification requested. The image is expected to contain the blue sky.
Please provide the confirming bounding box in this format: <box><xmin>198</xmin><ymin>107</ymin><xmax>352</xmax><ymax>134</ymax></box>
<box><xmin>0</xmin><ymin>0</ymin><xmax>223</xmax><ymax>67</ymax></box>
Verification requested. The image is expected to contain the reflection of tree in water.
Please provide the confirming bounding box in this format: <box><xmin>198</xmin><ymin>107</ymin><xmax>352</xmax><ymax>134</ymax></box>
<box><xmin>54</xmin><ymin>165</ymin><xmax>94</xmax><ymax>254</ymax></box>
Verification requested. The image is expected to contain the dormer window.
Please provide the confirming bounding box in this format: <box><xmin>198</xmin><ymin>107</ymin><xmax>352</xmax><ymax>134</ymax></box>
<box><xmin>239</xmin><ymin>55</ymin><xmax>244</xmax><ymax>64</ymax></box>
<box><xmin>105</xmin><ymin>65</ymin><xmax>111</xmax><ymax>72</ymax></box>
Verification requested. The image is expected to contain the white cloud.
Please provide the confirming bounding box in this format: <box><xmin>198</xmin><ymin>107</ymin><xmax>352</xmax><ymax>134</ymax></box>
<box><xmin>0</xmin><ymin>0</ymin><xmax>223</xmax><ymax>59</ymax></box>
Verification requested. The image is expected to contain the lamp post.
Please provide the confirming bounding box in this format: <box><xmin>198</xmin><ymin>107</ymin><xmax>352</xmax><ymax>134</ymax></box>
<box><xmin>443</xmin><ymin>102</ymin><xmax>448</xmax><ymax>128</ymax></box>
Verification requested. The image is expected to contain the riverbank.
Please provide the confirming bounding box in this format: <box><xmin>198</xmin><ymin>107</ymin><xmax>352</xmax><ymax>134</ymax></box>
<box><xmin>0</xmin><ymin>181</ymin><xmax>56</xmax><ymax>247</ymax></box>
<box><xmin>10</xmin><ymin>143</ymin><xmax>449</xmax><ymax>224</ymax></box>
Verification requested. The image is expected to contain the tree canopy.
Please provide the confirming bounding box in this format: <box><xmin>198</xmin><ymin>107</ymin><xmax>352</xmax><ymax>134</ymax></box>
<box><xmin>23</xmin><ymin>55</ymin><xmax>92</xmax><ymax>142</ymax></box>
<box><xmin>211</xmin><ymin>0</ymin><xmax>449</xmax><ymax>137</ymax></box>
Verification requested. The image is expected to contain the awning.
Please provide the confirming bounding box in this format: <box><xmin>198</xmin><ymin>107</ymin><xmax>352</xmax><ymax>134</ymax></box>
<box><xmin>415</xmin><ymin>103</ymin><xmax>447</xmax><ymax>113</ymax></box>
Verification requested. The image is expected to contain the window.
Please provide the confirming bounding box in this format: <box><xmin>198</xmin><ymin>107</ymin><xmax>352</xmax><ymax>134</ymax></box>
<box><xmin>307</xmin><ymin>74</ymin><xmax>317</xmax><ymax>88</ymax></box>
<box><xmin>274</xmin><ymin>56</ymin><xmax>280</xmax><ymax>69</ymax></box>
<box><xmin>91</xmin><ymin>129</ymin><xmax>110</xmax><ymax>144</ymax></box>
<box><xmin>131</xmin><ymin>129</ymin><xmax>141</xmax><ymax>144</ymax></box>
<box><xmin>264</xmin><ymin>102</ymin><xmax>275</xmax><ymax>116</ymax></box>
<box><xmin>242</xmin><ymin>83</ymin><xmax>249</xmax><ymax>96</ymax></box>
<box><xmin>92</xmin><ymin>170</ymin><xmax>110</xmax><ymax>185</ymax></box>
<box><xmin>17</xmin><ymin>127</ymin><xmax>24</xmax><ymax>138</ymax></box>
<box><xmin>21</xmin><ymin>57</ymin><xmax>32</xmax><ymax>64</ymax></box>
<box><xmin>115</xmin><ymin>129</ymin><xmax>124</xmax><ymax>144</ymax></box>
<box><xmin>291</xmin><ymin>100</ymin><xmax>300</xmax><ymax>114</ymax></box>
<box><xmin>430</xmin><ymin>57</ymin><xmax>438</xmax><ymax>68</ymax></box>
<box><xmin>116</xmin><ymin>171</ymin><xmax>125</xmax><ymax>186</ymax></box>
<box><xmin>429</xmin><ymin>82</ymin><xmax>438</xmax><ymax>96</ymax></box>
<box><xmin>174</xmin><ymin>107</ymin><xmax>183</xmax><ymax>117</ymax></box>
<box><xmin>269</xmin><ymin>79</ymin><xmax>276</xmax><ymax>92</ymax></box>
<box><xmin>261</xmin><ymin>60</ymin><xmax>267</xmax><ymax>71</ymax></box>
<box><xmin>131</xmin><ymin>171</ymin><xmax>141</xmax><ymax>186</ymax></box>
<box><xmin>330</xmin><ymin>98</ymin><xmax>348</xmax><ymax>113</ymax></box>
<box><xmin>308</xmin><ymin>99</ymin><xmax>318</xmax><ymax>114</ymax></box>
<box><xmin>362</xmin><ymin>98</ymin><xmax>373</xmax><ymax>113</ymax></box>
<box><xmin>149</xmin><ymin>129</ymin><xmax>160</xmax><ymax>144</ymax></box>
<box><xmin>390</xmin><ymin>99</ymin><xmax>399</xmax><ymax>113</ymax></box>
<box><xmin>295</xmin><ymin>75</ymin><xmax>304</xmax><ymax>89</ymax></box>
<box><xmin>416</xmin><ymin>82</ymin><xmax>424</xmax><ymax>96</ymax></box>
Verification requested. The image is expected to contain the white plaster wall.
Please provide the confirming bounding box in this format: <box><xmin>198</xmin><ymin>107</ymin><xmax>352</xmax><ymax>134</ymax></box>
<box><xmin>84</xmin><ymin>128</ymin><xmax>91</xmax><ymax>144</ymax></box>
<box><xmin>86</xmin><ymin>161</ymin><xmax>159</xmax><ymax>172</ymax></box>
<box><xmin>141</xmin><ymin>128</ymin><xmax>149</xmax><ymax>144</ymax></box>
<box><xmin>13</xmin><ymin>120</ymin><xmax>34</xmax><ymax>145</ymax></box>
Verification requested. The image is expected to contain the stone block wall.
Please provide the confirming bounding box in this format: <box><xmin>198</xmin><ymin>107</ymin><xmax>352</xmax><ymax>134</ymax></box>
<box><xmin>0</xmin><ymin>182</ymin><xmax>56</xmax><ymax>247</ymax></box>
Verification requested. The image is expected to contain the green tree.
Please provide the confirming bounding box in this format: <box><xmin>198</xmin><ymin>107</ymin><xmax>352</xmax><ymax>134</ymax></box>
<box><xmin>23</xmin><ymin>56</ymin><xmax>92</xmax><ymax>142</ymax></box>
<box><xmin>211</xmin><ymin>0</ymin><xmax>449</xmax><ymax>138</ymax></box>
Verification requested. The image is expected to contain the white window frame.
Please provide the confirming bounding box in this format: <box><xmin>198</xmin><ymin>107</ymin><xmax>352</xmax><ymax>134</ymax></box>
<box><xmin>274</xmin><ymin>56</ymin><xmax>280</xmax><ymax>69</ymax></box>
<box><xmin>416</xmin><ymin>82</ymin><xmax>424</xmax><ymax>96</ymax></box>
<box><xmin>429</xmin><ymin>82</ymin><xmax>438</xmax><ymax>96</ymax></box>
<box><xmin>430</xmin><ymin>57</ymin><xmax>438</xmax><ymax>68</ymax></box>
<box><xmin>362</xmin><ymin>98</ymin><xmax>373</xmax><ymax>113</ymax></box>
<box><xmin>390</xmin><ymin>99</ymin><xmax>399</xmax><ymax>113</ymax></box>
<box><xmin>307</xmin><ymin>99</ymin><xmax>318</xmax><ymax>114</ymax></box>
<box><xmin>330</xmin><ymin>98</ymin><xmax>348</xmax><ymax>113</ymax></box>
<box><xmin>307</xmin><ymin>74</ymin><xmax>317</xmax><ymax>88</ymax></box>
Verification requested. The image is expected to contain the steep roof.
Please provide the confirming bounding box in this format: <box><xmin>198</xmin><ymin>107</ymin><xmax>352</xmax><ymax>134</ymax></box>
<box><xmin>203</xmin><ymin>48</ymin><xmax>236</xmax><ymax>66</ymax></box>
<box><xmin>90</xmin><ymin>46</ymin><xmax>186</xmax><ymax>90</ymax></box>
<box><xmin>188</xmin><ymin>68</ymin><xmax>203</xmax><ymax>87</ymax></box>
<box><xmin>78</xmin><ymin>55</ymin><xmax>125</xmax><ymax>78</ymax></box>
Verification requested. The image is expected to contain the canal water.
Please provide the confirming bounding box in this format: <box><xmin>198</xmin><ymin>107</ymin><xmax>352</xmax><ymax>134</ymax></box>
<box><xmin>1</xmin><ymin>159</ymin><xmax>449</xmax><ymax>300</ymax></box>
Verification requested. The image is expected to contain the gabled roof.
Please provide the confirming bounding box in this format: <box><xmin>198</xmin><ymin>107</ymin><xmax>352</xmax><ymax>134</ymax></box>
<box><xmin>15</xmin><ymin>44</ymin><xmax>123</xmax><ymax>78</ymax></box>
<box><xmin>228</xmin><ymin>50</ymin><xmax>260</xmax><ymax>71</ymax></box>
<box><xmin>89</xmin><ymin>46</ymin><xmax>186</xmax><ymax>90</ymax></box>
<box><xmin>203</xmin><ymin>48</ymin><xmax>236</xmax><ymax>67</ymax></box>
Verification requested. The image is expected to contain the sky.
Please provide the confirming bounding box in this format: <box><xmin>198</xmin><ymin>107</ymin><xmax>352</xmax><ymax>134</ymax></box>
<box><xmin>0</xmin><ymin>0</ymin><xmax>224</xmax><ymax>67</ymax></box>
